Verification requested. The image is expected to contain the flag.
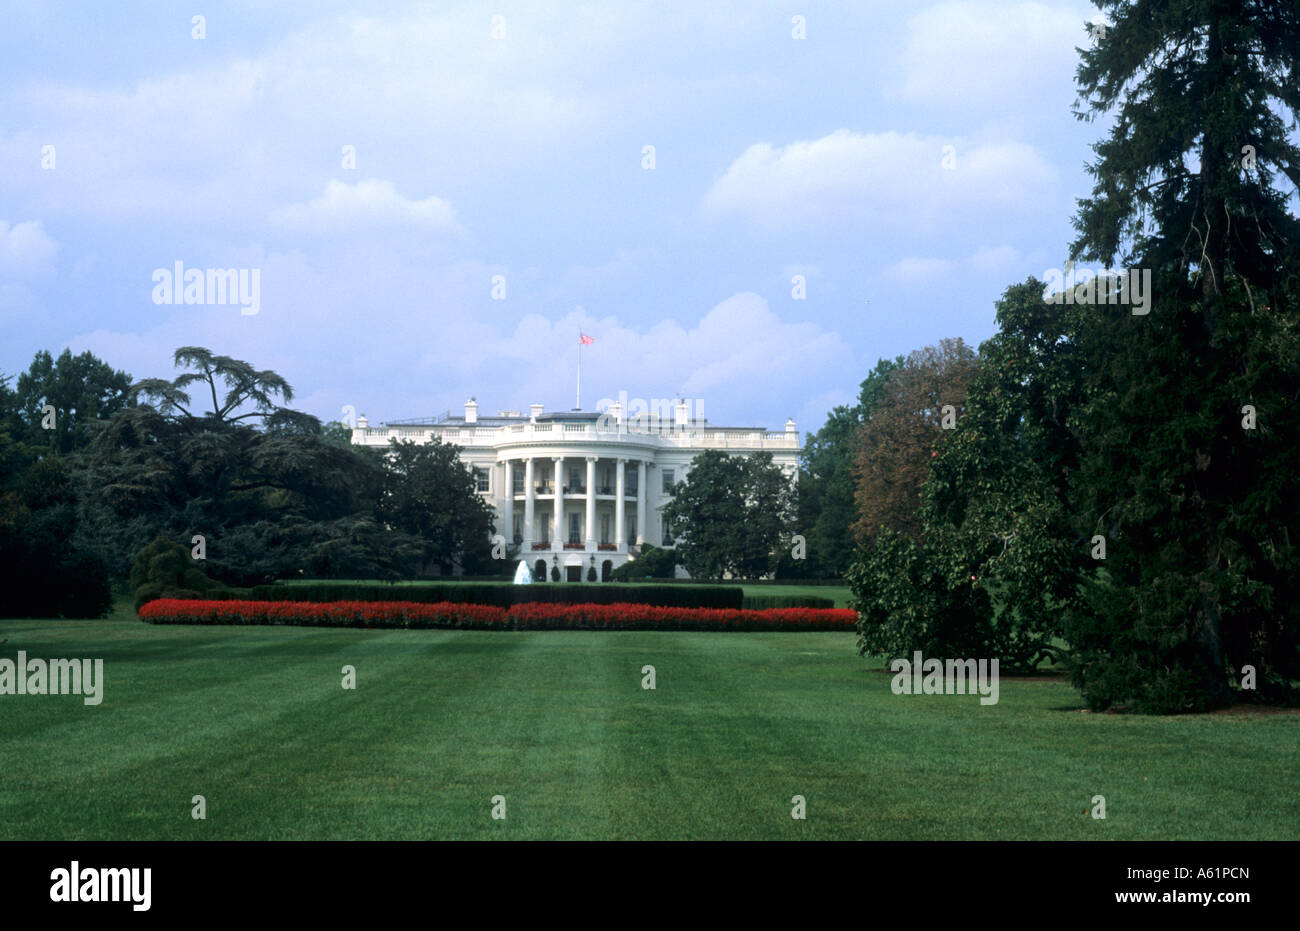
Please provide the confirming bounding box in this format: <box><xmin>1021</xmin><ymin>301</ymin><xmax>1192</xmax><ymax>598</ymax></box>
<box><xmin>579</xmin><ymin>333</ymin><xmax>594</xmax><ymax>345</ymax></box>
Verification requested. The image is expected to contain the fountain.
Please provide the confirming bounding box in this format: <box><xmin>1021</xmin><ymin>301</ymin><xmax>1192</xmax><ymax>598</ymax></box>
<box><xmin>513</xmin><ymin>560</ymin><xmax>534</xmax><ymax>584</ymax></box>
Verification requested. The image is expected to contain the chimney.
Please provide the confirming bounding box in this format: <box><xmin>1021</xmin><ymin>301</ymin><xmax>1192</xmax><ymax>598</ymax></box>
<box><xmin>674</xmin><ymin>398</ymin><xmax>690</xmax><ymax>429</ymax></box>
<box><xmin>465</xmin><ymin>397</ymin><xmax>478</xmax><ymax>424</ymax></box>
<box><xmin>529</xmin><ymin>403</ymin><xmax>544</xmax><ymax>422</ymax></box>
<box><xmin>357</xmin><ymin>414</ymin><xmax>369</xmax><ymax>429</ymax></box>
<box><xmin>785</xmin><ymin>417</ymin><xmax>797</xmax><ymax>444</ymax></box>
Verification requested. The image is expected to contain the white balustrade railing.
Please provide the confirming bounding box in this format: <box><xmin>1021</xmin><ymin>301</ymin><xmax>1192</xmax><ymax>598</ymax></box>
<box><xmin>358</xmin><ymin>422</ymin><xmax>798</xmax><ymax>449</ymax></box>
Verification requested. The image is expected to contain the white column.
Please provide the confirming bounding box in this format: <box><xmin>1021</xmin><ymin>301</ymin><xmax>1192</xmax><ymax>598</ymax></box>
<box><xmin>503</xmin><ymin>460</ymin><xmax>514</xmax><ymax>545</ymax></box>
<box><xmin>553</xmin><ymin>457</ymin><xmax>564</xmax><ymax>545</ymax></box>
<box><xmin>523</xmin><ymin>458</ymin><xmax>534</xmax><ymax>547</ymax></box>
<box><xmin>585</xmin><ymin>456</ymin><xmax>597</xmax><ymax>546</ymax></box>
<box><xmin>615</xmin><ymin>458</ymin><xmax>626</xmax><ymax>550</ymax></box>
<box><xmin>636</xmin><ymin>460</ymin><xmax>647</xmax><ymax>545</ymax></box>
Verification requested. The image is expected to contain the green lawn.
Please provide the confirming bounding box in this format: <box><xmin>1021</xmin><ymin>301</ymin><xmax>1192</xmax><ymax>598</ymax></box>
<box><xmin>1</xmin><ymin>601</ymin><xmax>1295</xmax><ymax>840</ymax></box>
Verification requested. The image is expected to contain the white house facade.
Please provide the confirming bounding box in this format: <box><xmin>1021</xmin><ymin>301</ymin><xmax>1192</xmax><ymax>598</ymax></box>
<box><xmin>350</xmin><ymin>398</ymin><xmax>801</xmax><ymax>581</ymax></box>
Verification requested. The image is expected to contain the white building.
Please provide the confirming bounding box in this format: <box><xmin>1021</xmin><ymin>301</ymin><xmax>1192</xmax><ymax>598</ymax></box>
<box><xmin>350</xmin><ymin>397</ymin><xmax>800</xmax><ymax>581</ymax></box>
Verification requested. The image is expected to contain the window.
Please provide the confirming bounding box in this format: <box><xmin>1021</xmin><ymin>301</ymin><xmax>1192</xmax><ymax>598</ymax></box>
<box><xmin>569</xmin><ymin>466</ymin><xmax>581</xmax><ymax>490</ymax></box>
<box><xmin>662</xmin><ymin>517</ymin><xmax>675</xmax><ymax>546</ymax></box>
<box><xmin>569</xmin><ymin>512</ymin><xmax>582</xmax><ymax>544</ymax></box>
<box><xmin>600</xmin><ymin>515</ymin><xmax>610</xmax><ymax>544</ymax></box>
<box><xmin>662</xmin><ymin>469</ymin><xmax>675</xmax><ymax>493</ymax></box>
<box><xmin>627</xmin><ymin>515</ymin><xmax>637</xmax><ymax>544</ymax></box>
<box><xmin>626</xmin><ymin>472</ymin><xmax>638</xmax><ymax>495</ymax></box>
<box><xmin>474</xmin><ymin>467</ymin><xmax>490</xmax><ymax>492</ymax></box>
<box><xmin>512</xmin><ymin>469</ymin><xmax>524</xmax><ymax>495</ymax></box>
<box><xmin>513</xmin><ymin>515</ymin><xmax>522</xmax><ymax>544</ymax></box>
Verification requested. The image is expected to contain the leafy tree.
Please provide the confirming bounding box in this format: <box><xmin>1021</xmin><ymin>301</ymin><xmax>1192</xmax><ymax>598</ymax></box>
<box><xmin>131</xmin><ymin>346</ymin><xmax>313</xmax><ymax>429</ymax></box>
<box><xmin>847</xmin><ymin>528</ymin><xmax>996</xmax><ymax>664</ymax></box>
<box><xmin>0</xmin><ymin>452</ymin><xmax>111</xmax><ymax>618</ymax></box>
<box><xmin>788</xmin><ymin>356</ymin><xmax>903</xmax><ymax>577</ymax></box>
<box><xmin>13</xmin><ymin>349</ymin><xmax>133</xmax><ymax>453</ymax></box>
<box><xmin>77</xmin><ymin>348</ymin><xmax>415</xmax><ymax>583</ymax></box>
<box><xmin>1063</xmin><ymin>0</ymin><xmax>1300</xmax><ymax>711</ymax></box>
<box><xmin>854</xmin><ymin>282</ymin><xmax>1088</xmax><ymax>671</ymax></box>
<box><xmin>662</xmin><ymin>450</ymin><xmax>795</xmax><ymax>580</ymax></box>
<box><xmin>321</xmin><ymin>420</ymin><xmax>354</xmax><ymax>445</ymax></box>
<box><xmin>851</xmin><ymin>339</ymin><xmax>979</xmax><ymax>545</ymax></box>
<box><xmin>374</xmin><ymin>438</ymin><xmax>496</xmax><ymax>576</ymax></box>
<box><xmin>612</xmin><ymin>544</ymin><xmax>679</xmax><ymax>580</ymax></box>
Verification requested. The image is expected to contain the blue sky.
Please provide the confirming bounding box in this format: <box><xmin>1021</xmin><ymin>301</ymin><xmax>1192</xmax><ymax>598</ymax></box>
<box><xmin>0</xmin><ymin>0</ymin><xmax>1112</xmax><ymax>435</ymax></box>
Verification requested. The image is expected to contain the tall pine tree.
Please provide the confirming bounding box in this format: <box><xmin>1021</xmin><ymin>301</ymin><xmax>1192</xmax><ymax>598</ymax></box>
<box><xmin>1065</xmin><ymin>0</ymin><xmax>1300</xmax><ymax>711</ymax></box>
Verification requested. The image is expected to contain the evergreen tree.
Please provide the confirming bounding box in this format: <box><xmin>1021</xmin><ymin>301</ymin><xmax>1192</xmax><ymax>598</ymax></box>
<box><xmin>1065</xmin><ymin>0</ymin><xmax>1300</xmax><ymax>710</ymax></box>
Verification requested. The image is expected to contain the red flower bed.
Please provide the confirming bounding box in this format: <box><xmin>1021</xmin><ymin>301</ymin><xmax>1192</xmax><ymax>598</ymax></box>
<box><xmin>138</xmin><ymin>598</ymin><xmax>857</xmax><ymax>632</ymax></box>
<box><xmin>137</xmin><ymin>598</ymin><xmax>508</xmax><ymax>629</ymax></box>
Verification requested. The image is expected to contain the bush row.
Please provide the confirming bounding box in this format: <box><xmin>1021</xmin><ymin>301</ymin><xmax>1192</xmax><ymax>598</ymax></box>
<box><xmin>189</xmin><ymin>582</ymin><xmax>745</xmax><ymax>610</ymax></box>
<box><xmin>741</xmin><ymin>594</ymin><xmax>836</xmax><ymax>610</ymax></box>
<box><xmin>137</xmin><ymin>598</ymin><xmax>858</xmax><ymax>632</ymax></box>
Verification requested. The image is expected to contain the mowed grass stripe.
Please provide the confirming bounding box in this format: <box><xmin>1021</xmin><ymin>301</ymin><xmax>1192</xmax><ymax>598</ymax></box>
<box><xmin>0</xmin><ymin>610</ymin><xmax>1296</xmax><ymax>839</ymax></box>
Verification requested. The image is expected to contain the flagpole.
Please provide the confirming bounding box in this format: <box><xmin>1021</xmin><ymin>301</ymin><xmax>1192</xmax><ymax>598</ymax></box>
<box><xmin>576</xmin><ymin>330</ymin><xmax>581</xmax><ymax>410</ymax></box>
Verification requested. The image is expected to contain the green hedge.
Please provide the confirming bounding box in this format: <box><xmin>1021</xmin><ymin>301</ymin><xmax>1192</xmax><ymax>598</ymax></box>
<box><xmin>196</xmin><ymin>581</ymin><xmax>744</xmax><ymax>610</ymax></box>
<box><xmin>741</xmin><ymin>594</ymin><xmax>835</xmax><ymax>610</ymax></box>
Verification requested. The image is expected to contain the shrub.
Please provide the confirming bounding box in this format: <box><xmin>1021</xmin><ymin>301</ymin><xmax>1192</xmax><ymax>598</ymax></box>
<box><xmin>130</xmin><ymin>534</ymin><xmax>228</xmax><ymax>611</ymax></box>
<box><xmin>611</xmin><ymin>545</ymin><xmax>678</xmax><ymax>580</ymax></box>
<box><xmin>742</xmin><ymin>594</ymin><xmax>835</xmax><ymax>610</ymax></box>
<box><xmin>197</xmin><ymin>581</ymin><xmax>744</xmax><ymax>609</ymax></box>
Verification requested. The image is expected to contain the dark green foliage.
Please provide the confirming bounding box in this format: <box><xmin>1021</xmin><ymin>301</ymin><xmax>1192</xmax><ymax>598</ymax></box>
<box><xmin>374</xmin><ymin>438</ymin><xmax>495</xmax><ymax>575</ymax></box>
<box><xmin>847</xmin><ymin>3</ymin><xmax>1300</xmax><ymax>709</ymax></box>
<box><xmin>741</xmin><ymin>593</ymin><xmax>834</xmax><ymax>610</ymax></box>
<box><xmin>785</xmin><ymin>356</ymin><xmax>903</xmax><ymax>578</ymax></box>
<box><xmin>75</xmin><ymin>348</ymin><xmax>430</xmax><ymax>584</ymax></box>
<box><xmin>661</xmin><ymin>450</ymin><xmax>795</xmax><ymax>580</ymax></box>
<box><xmin>13</xmin><ymin>348</ymin><xmax>133</xmax><ymax>453</ymax></box>
<box><xmin>847</xmin><ymin>529</ymin><xmax>999</xmax><ymax>666</ymax></box>
<box><xmin>611</xmin><ymin>544</ymin><xmax>678</xmax><ymax>580</ymax></box>
<box><xmin>1061</xmin><ymin>0</ymin><xmax>1300</xmax><ymax>710</ymax></box>
<box><xmin>129</xmin><ymin>534</ymin><xmax>226</xmax><ymax>611</ymax></box>
<box><xmin>0</xmin><ymin>448</ymin><xmax>111</xmax><ymax>618</ymax></box>
<box><xmin>192</xmin><ymin>581</ymin><xmax>744</xmax><ymax>609</ymax></box>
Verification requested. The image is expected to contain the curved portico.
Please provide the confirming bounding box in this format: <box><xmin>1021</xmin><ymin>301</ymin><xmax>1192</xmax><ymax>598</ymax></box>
<box><xmin>351</xmin><ymin>400</ymin><xmax>800</xmax><ymax>579</ymax></box>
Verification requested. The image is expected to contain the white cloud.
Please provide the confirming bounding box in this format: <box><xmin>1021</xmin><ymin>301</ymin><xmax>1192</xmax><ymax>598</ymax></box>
<box><xmin>895</xmin><ymin>1</ymin><xmax>1092</xmax><ymax>104</ymax></box>
<box><xmin>0</xmin><ymin>219</ymin><xmax>58</xmax><ymax>279</ymax></box>
<box><xmin>0</xmin><ymin>8</ymin><xmax>599</xmax><ymax>219</ymax></box>
<box><xmin>419</xmin><ymin>291</ymin><xmax>850</xmax><ymax>427</ymax></box>
<box><xmin>883</xmin><ymin>244</ymin><xmax>1023</xmax><ymax>281</ymax></box>
<box><xmin>968</xmin><ymin>244</ymin><xmax>1023</xmax><ymax>271</ymax></box>
<box><xmin>883</xmin><ymin>256</ymin><xmax>957</xmax><ymax>282</ymax></box>
<box><xmin>703</xmin><ymin>129</ymin><xmax>1056</xmax><ymax>229</ymax></box>
<box><xmin>270</xmin><ymin>179</ymin><xmax>459</xmax><ymax>232</ymax></box>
